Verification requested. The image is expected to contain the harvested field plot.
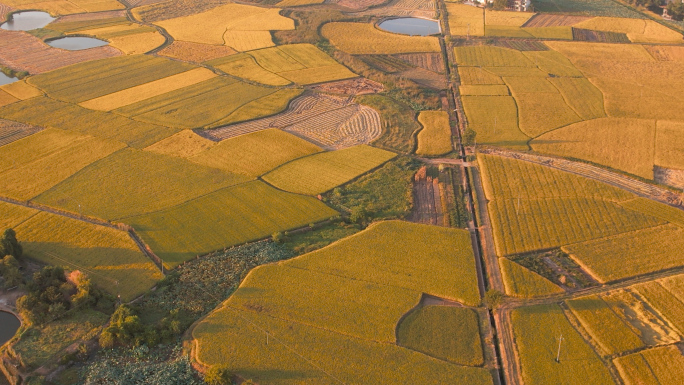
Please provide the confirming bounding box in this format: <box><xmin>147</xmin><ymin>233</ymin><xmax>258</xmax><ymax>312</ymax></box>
<box><xmin>454</xmin><ymin>46</ymin><xmax>535</xmax><ymax>67</ymax></box>
<box><xmin>204</xmin><ymin>93</ymin><xmax>382</xmax><ymax>150</ymax></box>
<box><xmin>356</xmin><ymin>93</ymin><xmax>419</xmax><ymax>154</ymax></box>
<box><xmin>446</xmin><ymin>3</ymin><xmax>484</xmax><ymax>36</ymax></box>
<box><xmin>572</xmin><ymin>27</ymin><xmax>630</xmax><ymax>43</ymax></box>
<box><xmin>157</xmin><ymin>41</ymin><xmax>237</xmax><ymax>63</ymax></box>
<box><xmin>0</xmin><ymin>128</ymin><xmax>125</xmax><ymax>200</ymax></box>
<box><xmin>130</xmin><ymin>0</ymin><xmax>229</xmax><ymax>22</ymax></box>
<box><xmin>522</xmin><ymin>14</ymin><xmax>591</xmax><ymax>27</ymax></box>
<box><xmin>333</xmin><ymin>0</ymin><xmax>386</xmax><ymax>11</ymax></box>
<box><xmin>614</xmin><ymin>345</ymin><xmax>684</xmax><ymax>385</ymax></box>
<box><xmin>193</xmin><ymin>221</ymin><xmax>490</xmax><ymax>384</ymax></box>
<box><xmin>263</xmin><ymin>145</ymin><xmax>396</xmax><ymax>195</ymax></box>
<box><xmin>461</xmin><ymin>95</ymin><xmax>529</xmax><ymax>149</ymax></box>
<box><xmin>395</xmin><ymin>53</ymin><xmax>444</xmax><ymax>73</ymax></box>
<box><xmin>564</xmin><ymin>225</ymin><xmax>684</xmax><ymax>283</ymax></box>
<box><xmin>566</xmin><ymin>295</ymin><xmax>644</xmax><ymax>355</ymax></box>
<box><xmin>309</xmin><ymin>78</ymin><xmax>384</xmax><ymax>95</ymax></box>
<box><xmin>574</xmin><ymin>17</ymin><xmax>683</xmax><ymax>43</ymax></box>
<box><xmin>360</xmin><ymin>54</ymin><xmax>415</xmax><ymax>73</ymax></box>
<box><xmin>532</xmin><ymin>118</ymin><xmax>655</xmax><ymax>179</ymax></box>
<box><xmin>645</xmin><ymin>45</ymin><xmax>684</xmax><ymax>62</ymax></box>
<box><xmin>154</xmin><ymin>4</ymin><xmax>293</xmax><ymax>49</ymax></box>
<box><xmin>189</xmin><ymin>129</ymin><xmax>322</xmax><ymax>177</ymax></box>
<box><xmin>397</xmin><ymin>306</ymin><xmax>483</xmax><ymax>365</ymax></box>
<box><xmin>499</xmin><ymin>258</ymin><xmax>563</xmax><ymax>298</ymax></box>
<box><xmin>410</xmin><ymin>166</ymin><xmax>446</xmax><ymax>226</ymax></box>
<box><xmin>15</xmin><ymin>212</ymin><xmax>162</xmax><ymax>301</ymax></box>
<box><xmin>416</xmin><ymin>111</ymin><xmax>452</xmax><ymax>156</ymax></box>
<box><xmin>357</xmin><ymin>0</ymin><xmax>436</xmax><ymax>18</ymax></box>
<box><xmin>322</xmin><ymin>22</ymin><xmax>440</xmax><ymax>54</ymax></box>
<box><xmin>0</xmin><ymin>30</ymin><xmax>120</xmax><ymax>74</ymax></box>
<box><xmin>2</xmin><ymin>0</ymin><xmax>123</xmax><ymax>15</ymax></box>
<box><xmin>0</xmin><ymin>118</ymin><xmax>42</xmax><ymax>147</ymax></box>
<box><xmin>35</xmin><ymin>148</ymin><xmax>248</xmax><ymax>220</ymax></box>
<box><xmin>0</xmin><ymin>96</ymin><xmax>177</xmax><ymax>148</ymax></box>
<box><xmin>511</xmin><ymin>304</ymin><xmax>613</xmax><ymax>385</ymax></box>
<box><xmin>127</xmin><ymin>181</ymin><xmax>337</xmax><ymax>265</ymax></box>
<box><xmin>399</xmin><ymin>67</ymin><xmax>446</xmax><ymax>89</ymax></box>
<box><xmin>531</xmin><ymin>0</ymin><xmax>644</xmax><ymax>18</ymax></box>
<box><xmin>479</xmin><ymin>154</ymin><xmax>664</xmax><ymax>256</ymax></box>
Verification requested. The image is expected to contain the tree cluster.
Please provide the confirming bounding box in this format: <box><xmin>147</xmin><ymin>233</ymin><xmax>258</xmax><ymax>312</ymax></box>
<box><xmin>99</xmin><ymin>305</ymin><xmax>181</xmax><ymax>348</ymax></box>
<box><xmin>668</xmin><ymin>0</ymin><xmax>684</xmax><ymax>20</ymax></box>
<box><xmin>0</xmin><ymin>229</ymin><xmax>24</xmax><ymax>289</ymax></box>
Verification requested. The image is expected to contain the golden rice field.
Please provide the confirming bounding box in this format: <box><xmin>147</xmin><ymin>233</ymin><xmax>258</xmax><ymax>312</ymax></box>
<box><xmin>454</xmin><ymin>46</ymin><xmax>535</xmax><ymax>67</ymax></box>
<box><xmin>0</xmin><ymin>201</ymin><xmax>38</xmax><ymax>231</ymax></box>
<box><xmin>479</xmin><ymin>154</ymin><xmax>664</xmax><ymax>256</ymax></box>
<box><xmin>214</xmin><ymin>89</ymin><xmax>304</xmax><ymax>126</ymax></box>
<box><xmin>513</xmin><ymin>92</ymin><xmax>582</xmax><ymax>137</ymax></box>
<box><xmin>482</xmin><ymin>66</ymin><xmax>547</xmax><ymax>77</ymax></box>
<box><xmin>459</xmin><ymin>84</ymin><xmax>509</xmax><ymax>96</ymax></box>
<box><xmin>416</xmin><ymin>111</ymin><xmax>453</xmax><ymax>156</ymax></box>
<box><xmin>189</xmin><ymin>129</ymin><xmax>323</xmax><ymax>177</ymax></box>
<box><xmin>484</xmin><ymin>9</ymin><xmax>532</xmax><ymax>26</ymax></box>
<box><xmin>15</xmin><ymin>211</ymin><xmax>162</xmax><ymax>301</ymax></box>
<box><xmin>321</xmin><ymin>22</ymin><xmax>441</xmax><ymax>54</ymax></box>
<box><xmin>206</xmin><ymin>54</ymin><xmax>291</xmax><ymax>86</ymax></box>
<box><xmin>143</xmin><ymin>130</ymin><xmax>216</xmax><ymax>159</ymax></box>
<box><xmin>620</xmin><ymin>198</ymin><xmax>684</xmax><ymax>228</ymax></box>
<box><xmin>655</xmin><ymin>120</ymin><xmax>684</xmax><ymax>170</ymax></box>
<box><xmin>35</xmin><ymin>148</ymin><xmax>249</xmax><ymax>220</ymax></box>
<box><xmin>262</xmin><ymin>145</ymin><xmax>396</xmax><ymax>195</ymax></box>
<box><xmin>634</xmin><ymin>281</ymin><xmax>684</xmax><ymax>334</ymax></box>
<box><xmin>573</xmin><ymin>17</ymin><xmax>683</xmax><ymax>43</ymax></box>
<box><xmin>614</xmin><ymin>345</ymin><xmax>684</xmax><ymax>385</ymax></box>
<box><xmin>447</xmin><ymin>3</ymin><xmax>484</xmax><ymax>36</ymax></box>
<box><xmin>499</xmin><ymin>258</ymin><xmax>563</xmax><ymax>298</ymax></box>
<box><xmin>523</xmin><ymin>50</ymin><xmax>584</xmax><ymax>77</ymax></box>
<box><xmin>192</xmin><ymin>221</ymin><xmax>491</xmax><ymax>384</ymax></box>
<box><xmin>484</xmin><ymin>25</ymin><xmax>573</xmax><ymax>40</ymax></box>
<box><xmin>461</xmin><ymin>95</ymin><xmax>529</xmax><ymax>149</ymax></box>
<box><xmin>458</xmin><ymin>67</ymin><xmax>504</xmax><ymax>85</ymax></box>
<box><xmin>157</xmin><ymin>41</ymin><xmax>237</xmax><ymax>63</ymax></box>
<box><xmin>660</xmin><ymin>274</ymin><xmax>684</xmax><ymax>303</ymax></box>
<box><xmin>564</xmin><ymin>224</ymin><xmax>684</xmax><ymax>283</ymax></box>
<box><xmin>0</xmin><ymin>128</ymin><xmax>125</xmax><ymax>200</ymax></box>
<box><xmin>3</xmin><ymin>0</ymin><xmax>123</xmax><ymax>15</ymax></box>
<box><xmin>0</xmin><ymin>81</ymin><xmax>43</xmax><ymax>100</ymax></box>
<box><xmin>0</xmin><ymin>90</ymin><xmax>17</xmax><ymax>107</ymax></box>
<box><xmin>154</xmin><ymin>4</ymin><xmax>294</xmax><ymax>49</ymax></box>
<box><xmin>547</xmin><ymin>77</ymin><xmax>606</xmax><ymax>120</ymax></box>
<box><xmin>566</xmin><ymin>295</ymin><xmax>644</xmax><ymax>355</ymax></box>
<box><xmin>127</xmin><ymin>181</ymin><xmax>337</xmax><ymax>265</ymax></box>
<box><xmin>511</xmin><ymin>304</ymin><xmax>614</xmax><ymax>385</ymax></box>
<box><xmin>79</xmin><ymin>68</ymin><xmax>217</xmax><ymax>111</ymax></box>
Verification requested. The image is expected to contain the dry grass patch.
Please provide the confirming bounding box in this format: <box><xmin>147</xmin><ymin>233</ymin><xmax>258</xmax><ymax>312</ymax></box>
<box><xmin>447</xmin><ymin>3</ymin><xmax>484</xmax><ymax>36</ymax></box>
<box><xmin>322</xmin><ymin>22</ymin><xmax>440</xmax><ymax>54</ymax></box>
<box><xmin>143</xmin><ymin>129</ymin><xmax>216</xmax><ymax>158</ymax></box>
<box><xmin>80</xmin><ymin>68</ymin><xmax>216</xmax><ymax>111</ymax></box>
<box><xmin>416</xmin><ymin>111</ymin><xmax>452</xmax><ymax>156</ymax></box>
<box><xmin>263</xmin><ymin>145</ymin><xmax>396</xmax><ymax>195</ymax></box>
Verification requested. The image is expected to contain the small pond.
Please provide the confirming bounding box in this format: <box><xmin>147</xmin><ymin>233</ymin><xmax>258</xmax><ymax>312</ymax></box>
<box><xmin>0</xmin><ymin>72</ymin><xmax>18</xmax><ymax>86</ymax></box>
<box><xmin>1</xmin><ymin>11</ymin><xmax>55</xmax><ymax>31</ymax></box>
<box><xmin>378</xmin><ymin>17</ymin><xmax>441</xmax><ymax>36</ymax></box>
<box><xmin>0</xmin><ymin>311</ymin><xmax>20</xmax><ymax>345</ymax></box>
<box><xmin>47</xmin><ymin>36</ymin><xmax>109</xmax><ymax>50</ymax></box>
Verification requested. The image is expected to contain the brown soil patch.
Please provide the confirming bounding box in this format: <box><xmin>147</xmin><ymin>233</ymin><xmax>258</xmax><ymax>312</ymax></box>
<box><xmin>331</xmin><ymin>0</ymin><xmax>387</xmax><ymax>10</ymax></box>
<box><xmin>409</xmin><ymin>166</ymin><xmax>446</xmax><ymax>226</ymax></box>
<box><xmin>133</xmin><ymin>0</ymin><xmax>231</xmax><ymax>22</ymax></box>
<box><xmin>0</xmin><ymin>2</ymin><xmax>14</xmax><ymax>22</ymax></box>
<box><xmin>399</xmin><ymin>67</ymin><xmax>446</xmax><ymax>89</ymax></box>
<box><xmin>654</xmin><ymin>166</ymin><xmax>684</xmax><ymax>190</ymax></box>
<box><xmin>0</xmin><ymin>119</ymin><xmax>43</xmax><ymax>147</ymax></box>
<box><xmin>0</xmin><ymin>30</ymin><xmax>121</xmax><ymax>74</ymax></box>
<box><xmin>356</xmin><ymin>0</ymin><xmax>435</xmax><ymax>17</ymax></box>
<box><xmin>522</xmin><ymin>14</ymin><xmax>591</xmax><ymax>28</ymax></box>
<box><xmin>202</xmin><ymin>93</ymin><xmax>382</xmax><ymax>150</ymax></box>
<box><xmin>51</xmin><ymin>10</ymin><xmax>126</xmax><ymax>23</ymax></box>
<box><xmin>157</xmin><ymin>41</ymin><xmax>236</xmax><ymax>63</ymax></box>
<box><xmin>395</xmin><ymin>53</ymin><xmax>444</xmax><ymax>73</ymax></box>
<box><xmin>309</xmin><ymin>78</ymin><xmax>383</xmax><ymax>95</ymax></box>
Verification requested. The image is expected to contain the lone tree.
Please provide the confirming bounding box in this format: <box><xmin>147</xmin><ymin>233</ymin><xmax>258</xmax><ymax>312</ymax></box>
<box><xmin>1</xmin><ymin>229</ymin><xmax>22</xmax><ymax>259</ymax></box>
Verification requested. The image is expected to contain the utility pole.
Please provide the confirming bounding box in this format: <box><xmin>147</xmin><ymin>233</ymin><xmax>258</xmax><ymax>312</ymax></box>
<box><xmin>556</xmin><ymin>334</ymin><xmax>564</xmax><ymax>363</ymax></box>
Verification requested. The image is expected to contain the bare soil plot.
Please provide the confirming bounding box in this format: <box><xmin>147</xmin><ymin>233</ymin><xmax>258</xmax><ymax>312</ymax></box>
<box><xmin>522</xmin><ymin>14</ymin><xmax>592</xmax><ymax>27</ymax></box>
<box><xmin>356</xmin><ymin>0</ymin><xmax>435</xmax><ymax>18</ymax></box>
<box><xmin>0</xmin><ymin>30</ymin><xmax>120</xmax><ymax>74</ymax></box>
<box><xmin>132</xmin><ymin>0</ymin><xmax>231</xmax><ymax>22</ymax></box>
<box><xmin>395</xmin><ymin>53</ymin><xmax>444</xmax><ymax>73</ymax></box>
<box><xmin>572</xmin><ymin>28</ymin><xmax>630</xmax><ymax>43</ymax></box>
<box><xmin>157</xmin><ymin>41</ymin><xmax>237</xmax><ymax>63</ymax></box>
<box><xmin>203</xmin><ymin>93</ymin><xmax>382</xmax><ymax>150</ymax></box>
<box><xmin>309</xmin><ymin>78</ymin><xmax>384</xmax><ymax>95</ymax></box>
<box><xmin>399</xmin><ymin>67</ymin><xmax>446</xmax><ymax>89</ymax></box>
<box><xmin>409</xmin><ymin>166</ymin><xmax>446</xmax><ymax>226</ymax></box>
<box><xmin>0</xmin><ymin>119</ymin><xmax>43</xmax><ymax>147</ymax></box>
<box><xmin>331</xmin><ymin>0</ymin><xmax>387</xmax><ymax>11</ymax></box>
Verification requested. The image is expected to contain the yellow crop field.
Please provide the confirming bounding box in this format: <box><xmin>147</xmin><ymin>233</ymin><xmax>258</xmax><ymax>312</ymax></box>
<box><xmin>158</xmin><ymin>41</ymin><xmax>237</xmax><ymax>63</ymax></box>
<box><xmin>512</xmin><ymin>304</ymin><xmax>614</xmax><ymax>385</ymax></box>
<box><xmin>127</xmin><ymin>181</ymin><xmax>338</xmax><ymax>265</ymax></box>
<box><xmin>76</xmin><ymin>23</ymin><xmax>153</xmax><ymax>39</ymax></box>
<box><xmin>485</xmin><ymin>26</ymin><xmax>534</xmax><ymax>38</ymax></box>
<box><xmin>620</xmin><ymin>197</ymin><xmax>684</xmax><ymax>228</ymax></box>
<box><xmin>566</xmin><ymin>295</ymin><xmax>644</xmax><ymax>355</ymax></box>
<box><xmin>80</xmin><ymin>68</ymin><xmax>217</xmax><ymax>111</ymax></box>
<box><xmin>500</xmin><ymin>258</ymin><xmax>563</xmax><ymax>298</ymax></box>
<box><xmin>278</xmin><ymin>65</ymin><xmax>357</xmax><ymax>85</ymax></box>
<box><xmin>192</xmin><ymin>221</ymin><xmax>491</xmax><ymax>384</ymax></box>
<box><xmin>35</xmin><ymin>148</ymin><xmax>249</xmax><ymax>220</ymax></box>
<box><xmin>461</xmin><ymin>95</ymin><xmax>529</xmax><ymax>149</ymax></box>
<box><xmin>0</xmin><ymin>201</ymin><xmax>38</xmax><ymax>230</ymax></box>
<box><xmin>482</xmin><ymin>66</ymin><xmax>547</xmax><ymax>77</ymax></box>
<box><xmin>0</xmin><ymin>96</ymin><xmax>177</xmax><ymax>149</ymax></box>
<box><xmin>548</xmin><ymin>77</ymin><xmax>606</xmax><ymax>120</ymax></box>
<box><xmin>531</xmin><ymin>118</ymin><xmax>656</xmax><ymax>179</ymax></box>
<box><xmin>564</xmin><ymin>224</ymin><xmax>684</xmax><ymax>283</ymax></box>
<box><xmin>0</xmin><ymin>90</ymin><xmax>18</xmax><ymax>107</ymax></box>
<box><xmin>458</xmin><ymin>67</ymin><xmax>504</xmax><ymax>85</ymax></box>
<box><xmin>0</xmin><ymin>129</ymin><xmax>125</xmax><ymax>200</ymax></box>
<box><xmin>479</xmin><ymin>154</ymin><xmax>662</xmax><ymax>256</ymax></box>
<box><xmin>655</xmin><ymin>121</ymin><xmax>684</xmax><ymax>170</ymax></box>
<box><xmin>459</xmin><ymin>85</ymin><xmax>509</xmax><ymax>96</ymax></box>
<box><xmin>108</xmin><ymin>31</ymin><xmax>167</xmax><ymax>55</ymax></box>
<box><xmin>206</xmin><ymin>54</ymin><xmax>290</xmax><ymax>86</ymax></box>
<box><xmin>546</xmin><ymin>41</ymin><xmax>655</xmax><ymax>62</ymax></box>
<box><xmin>574</xmin><ymin>17</ymin><xmax>683</xmax><ymax>43</ymax></box>
<box><xmin>15</xmin><ymin>212</ymin><xmax>162</xmax><ymax>301</ymax></box>
<box><xmin>321</xmin><ymin>23</ymin><xmax>441</xmax><ymax>54</ymax></box>
<box><xmin>3</xmin><ymin>0</ymin><xmax>123</xmax><ymax>15</ymax></box>
<box><xmin>523</xmin><ymin>50</ymin><xmax>583</xmax><ymax>77</ymax></box>
<box><xmin>0</xmin><ymin>81</ymin><xmax>42</xmax><ymax>100</ymax></box>
<box><xmin>659</xmin><ymin>275</ymin><xmax>684</xmax><ymax>304</ymax></box>
<box><xmin>143</xmin><ymin>130</ymin><xmax>216</xmax><ymax>158</ymax></box>
<box><xmin>215</xmin><ymin>88</ymin><xmax>303</xmax><ymax>126</ymax></box>
<box><xmin>635</xmin><ymin>281</ymin><xmax>684</xmax><ymax>334</ymax></box>
<box><xmin>447</xmin><ymin>3</ymin><xmax>484</xmax><ymax>36</ymax></box>
<box><xmin>615</xmin><ymin>346</ymin><xmax>684</xmax><ymax>385</ymax></box>
<box><xmin>155</xmin><ymin>4</ymin><xmax>293</xmax><ymax>47</ymax></box>
<box><xmin>190</xmin><ymin>129</ymin><xmax>323</xmax><ymax>177</ymax></box>
<box><xmin>514</xmin><ymin>92</ymin><xmax>582</xmax><ymax>137</ymax></box>
<box><xmin>454</xmin><ymin>46</ymin><xmax>535</xmax><ymax>67</ymax></box>
<box><xmin>222</xmin><ymin>30</ymin><xmax>277</xmax><ymax>52</ymax></box>
<box><xmin>416</xmin><ymin>111</ymin><xmax>453</xmax><ymax>156</ymax></box>
<box><xmin>262</xmin><ymin>145</ymin><xmax>396</xmax><ymax>195</ymax></box>
<box><xmin>484</xmin><ymin>9</ymin><xmax>533</xmax><ymax>26</ymax></box>
<box><xmin>504</xmin><ymin>76</ymin><xmax>558</xmax><ymax>93</ymax></box>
